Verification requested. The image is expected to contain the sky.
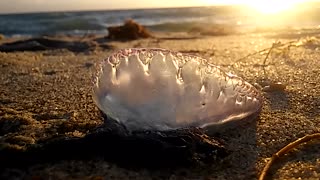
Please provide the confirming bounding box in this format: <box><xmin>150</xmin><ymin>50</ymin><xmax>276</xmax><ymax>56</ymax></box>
<box><xmin>0</xmin><ymin>0</ymin><xmax>316</xmax><ymax>14</ymax></box>
<box><xmin>0</xmin><ymin>0</ymin><xmax>250</xmax><ymax>14</ymax></box>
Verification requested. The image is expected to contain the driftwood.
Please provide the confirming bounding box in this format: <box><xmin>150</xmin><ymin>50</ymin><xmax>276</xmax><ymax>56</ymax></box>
<box><xmin>107</xmin><ymin>19</ymin><xmax>153</xmax><ymax>41</ymax></box>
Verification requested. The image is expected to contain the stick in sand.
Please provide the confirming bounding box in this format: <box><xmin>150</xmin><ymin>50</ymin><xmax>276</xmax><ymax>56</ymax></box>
<box><xmin>259</xmin><ymin>133</ymin><xmax>320</xmax><ymax>180</ymax></box>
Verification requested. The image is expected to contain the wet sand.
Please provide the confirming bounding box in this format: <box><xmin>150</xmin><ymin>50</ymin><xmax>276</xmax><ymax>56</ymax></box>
<box><xmin>0</xmin><ymin>31</ymin><xmax>319</xmax><ymax>179</ymax></box>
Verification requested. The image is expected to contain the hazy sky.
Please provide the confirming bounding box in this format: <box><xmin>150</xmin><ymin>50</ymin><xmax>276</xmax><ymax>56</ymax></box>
<box><xmin>0</xmin><ymin>0</ymin><xmax>247</xmax><ymax>14</ymax></box>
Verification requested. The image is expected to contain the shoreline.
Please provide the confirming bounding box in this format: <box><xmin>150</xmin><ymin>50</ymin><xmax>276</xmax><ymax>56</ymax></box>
<box><xmin>1</xmin><ymin>25</ymin><xmax>320</xmax><ymax>42</ymax></box>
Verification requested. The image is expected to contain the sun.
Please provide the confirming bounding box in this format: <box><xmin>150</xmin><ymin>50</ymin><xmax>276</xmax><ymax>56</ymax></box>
<box><xmin>245</xmin><ymin>0</ymin><xmax>305</xmax><ymax>15</ymax></box>
<box><xmin>203</xmin><ymin>0</ymin><xmax>307</xmax><ymax>15</ymax></box>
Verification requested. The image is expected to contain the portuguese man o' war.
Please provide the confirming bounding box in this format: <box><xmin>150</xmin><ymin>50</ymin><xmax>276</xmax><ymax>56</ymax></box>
<box><xmin>93</xmin><ymin>48</ymin><xmax>262</xmax><ymax>131</ymax></box>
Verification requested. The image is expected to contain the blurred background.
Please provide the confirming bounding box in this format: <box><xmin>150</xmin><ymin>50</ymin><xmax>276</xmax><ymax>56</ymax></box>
<box><xmin>0</xmin><ymin>0</ymin><xmax>319</xmax><ymax>38</ymax></box>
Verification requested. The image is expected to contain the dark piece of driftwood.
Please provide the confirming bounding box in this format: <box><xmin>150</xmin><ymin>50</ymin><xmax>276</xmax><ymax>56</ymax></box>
<box><xmin>107</xmin><ymin>19</ymin><xmax>153</xmax><ymax>41</ymax></box>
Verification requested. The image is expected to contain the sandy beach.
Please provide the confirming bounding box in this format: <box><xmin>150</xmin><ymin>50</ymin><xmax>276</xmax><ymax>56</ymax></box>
<box><xmin>0</xmin><ymin>29</ymin><xmax>319</xmax><ymax>179</ymax></box>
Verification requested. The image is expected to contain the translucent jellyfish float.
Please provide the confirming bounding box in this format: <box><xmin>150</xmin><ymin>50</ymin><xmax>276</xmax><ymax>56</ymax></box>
<box><xmin>93</xmin><ymin>48</ymin><xmax>262</xmax><ymax>132</ymax></box>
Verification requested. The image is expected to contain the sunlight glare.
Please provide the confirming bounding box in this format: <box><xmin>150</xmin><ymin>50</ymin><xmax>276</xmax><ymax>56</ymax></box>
<box><xmin>245</xmin><ymin>0</ymin><xmax>305</xmax><ymax>14</ymax></box>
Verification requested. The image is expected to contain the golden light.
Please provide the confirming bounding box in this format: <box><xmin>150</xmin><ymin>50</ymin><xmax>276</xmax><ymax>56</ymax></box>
<box><xmin>245</xmin><ymin>0</ymin><xmax>305</xmax><ymax>15</ymax></box>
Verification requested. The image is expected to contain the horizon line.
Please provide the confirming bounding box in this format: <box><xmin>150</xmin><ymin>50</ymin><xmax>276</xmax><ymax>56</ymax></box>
<box><xmin>0</xmin><ymin>4</ymin><xmax>252</xmax><ymax>15</ymax></box>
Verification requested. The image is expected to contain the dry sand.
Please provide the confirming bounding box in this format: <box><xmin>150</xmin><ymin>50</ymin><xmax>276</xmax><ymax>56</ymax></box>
<box><xmin>0</xmin><ymin>31</ymin><xmax>319</xmax><ymax>179</ymax></box>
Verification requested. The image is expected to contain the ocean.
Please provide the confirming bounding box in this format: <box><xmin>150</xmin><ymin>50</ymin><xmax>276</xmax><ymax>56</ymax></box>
<box><xmin>0</xmin><ymin>4</ymin><xmax>319</xmax><ymax>37</ymax></box>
